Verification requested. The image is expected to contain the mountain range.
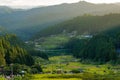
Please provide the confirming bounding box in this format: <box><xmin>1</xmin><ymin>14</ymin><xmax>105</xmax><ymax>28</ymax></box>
<box><xmin>1</xmin><ymin>1</ymin><xmax>120</xmax><ymax>40</ymax></box>
<box><xmin>33</xmin><ymin>14</ymin><xmax>120</xmax><ymax>39</ymax></box>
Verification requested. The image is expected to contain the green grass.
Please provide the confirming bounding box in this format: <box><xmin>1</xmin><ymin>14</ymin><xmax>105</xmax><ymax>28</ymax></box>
<box><xmin>0</xmin><ymin>77</ymin><xmax>5</xmax><ymax>80</ymax></box>
<box><xmin>33</xmin><ymin>55</ymin><xmax>120</xmax><ymax>80</ymax></box>
<box><xmin>30</xmin><ymin>73</ymin><xmax>120</xmax><ymax>80</ymax></box>
<box><xmin>0</xmin><ymin>55</ymin><xmax>119</xmax><ymax>80</ymax></box>
<box><xmin>41</xmin><ymin>55</ymin><xmax>113</xmax><ymax>75</ymax></box>
<box><xmin>36</xmin><ymin>35</ymin><xmax>70</xmax><ymax>49</ymax></box>
<box><xmin>31</xmin><ymin>74</ymin><xmax>84</xmax><ymax>80</ymax></box>
<box><xmin>30</xmin><ymin>74</ymin><xmax>82</xmax><ymax>80</ymax></box>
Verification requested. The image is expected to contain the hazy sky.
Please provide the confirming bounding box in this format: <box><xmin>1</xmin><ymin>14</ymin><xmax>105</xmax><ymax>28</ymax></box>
<box><xmin>0</xmin><ymin>0</ymin><xmax>120</xmax><ymax>9</ymax></box>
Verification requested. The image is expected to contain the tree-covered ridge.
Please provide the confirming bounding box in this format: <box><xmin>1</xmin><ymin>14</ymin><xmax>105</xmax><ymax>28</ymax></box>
<box><xmin>0</xmin><ymin>34</ymin><xmax>34</xmax><ymax>66</ymax></box>
<box><xmin>65</xmin><ymin>25</ymin><xmax>120</xmax><ymax>64</ymax></box>
<box><xmin>34</xmin><ymin>14</ymin><xmax>120</xmax><ymax>39</ymax></box>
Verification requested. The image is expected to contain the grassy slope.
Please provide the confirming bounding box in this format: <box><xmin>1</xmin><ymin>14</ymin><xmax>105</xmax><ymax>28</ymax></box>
<box><xmin>38</xmin><ymin>35</ymin><xmax>70</xmax><ymax>49</ymax></box>
<box><xmin>34</xmin><ymin>34</ymin><xmax>71</xmax><ymax>56</ymax></box>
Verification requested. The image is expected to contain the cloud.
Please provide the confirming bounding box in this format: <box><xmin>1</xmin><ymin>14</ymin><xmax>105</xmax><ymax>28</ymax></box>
<box><xmin>0</xmin><ymin>0</ymin><xmax>120</xmax><ymax>9</ymax></box>
<box><xmin>0</xmin><ymin>0</ymin><xmax>80</xmax><ymax>8</ymax></box>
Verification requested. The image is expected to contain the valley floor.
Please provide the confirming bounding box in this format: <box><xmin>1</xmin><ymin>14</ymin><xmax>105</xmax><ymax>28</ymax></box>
<box><xmin>31</xmin><ymin>55</ymin><xmax>120</xmax><ymax>80</ymax></box>
<box><xmin>1</xmin><ymin>55</ymin><xmax>120</xmax><ymax>80</ymax></box>
<box><xmin>30</xmin><ymin>73</ymin><xmax>120</xmax><ymax>80</ymax></box>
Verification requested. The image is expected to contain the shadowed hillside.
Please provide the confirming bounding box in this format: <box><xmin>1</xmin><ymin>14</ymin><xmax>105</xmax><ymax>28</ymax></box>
<box><xmin>33</xmin><ymin>14</ymin><xmax>120</xmax><ymax>39</ymax></box>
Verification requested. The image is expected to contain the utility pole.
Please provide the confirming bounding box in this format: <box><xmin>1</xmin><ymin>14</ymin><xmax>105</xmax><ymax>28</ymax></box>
<box><xmin>10</xmin><ymin>63</ymin><xmax>13</xmax><ymax>80</ymax></box>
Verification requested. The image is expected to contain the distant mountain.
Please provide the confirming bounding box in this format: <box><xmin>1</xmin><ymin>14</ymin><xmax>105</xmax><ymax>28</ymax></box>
<box><xmin>33</xmin><ymin>14</ymin><xmax>120</xmax><ymax>39</ymax></box>
<box><xmin>0</xmin><ymin>6</ymin><xmax>22</xmax><ymax>15</ymax></box>
<box><xmin>1</xmin><ymin>1</ymin><xmax>120</xmax><ymax>40</ymax></box>
<box><xmin>0</xmin><ymin>6</ymin><xmax>13</xmax><ymax>14</ymax></box>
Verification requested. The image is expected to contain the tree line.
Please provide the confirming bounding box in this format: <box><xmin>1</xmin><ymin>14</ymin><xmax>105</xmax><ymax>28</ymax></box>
<box><xmin>65</xmin><ymin>26</ymin><xmax>120</xmax><ymax>64</ymax></box>
<box><xmin>0</xmin><ymin>34</ymin><xmax>35</xmax><ymax>66</ymax></box>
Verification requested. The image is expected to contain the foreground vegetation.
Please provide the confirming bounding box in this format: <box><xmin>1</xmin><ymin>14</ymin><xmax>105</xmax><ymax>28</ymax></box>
<box><xmin>30</xmin><ymin>73</ymin><xmax>120</xmax><ymax>80</ymax></box>
<box><xmin>1</xmin><ymin>73</ymin><xmax>120</xmax><ymax>80</ymax></box>
<box><xmin>29</xmin><ymin>55</ymin><xmax>120</xmax><ymax>80</ymax></box>
<box><xmin>1</xmin><ymin>55</ymin><xmax>120</xmax><ymax>80</ymax></box>
<box><xmin>0</xmin><ymin>34</ymin><xmax>34</xmax><ymax>66</ymax></box>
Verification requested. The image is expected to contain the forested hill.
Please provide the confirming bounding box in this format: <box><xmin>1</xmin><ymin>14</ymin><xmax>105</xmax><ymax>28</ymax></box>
<box><xmin>63</xmin><ymin>24</ymin><xmax>120</xmax><ymax>64</ymax></box>
<box><xmin>1</xmin><ymin>1</ymin><xmax>120</xmax><ymax>40</ymax></box>
<box><xmin>33</xmin><ymin>14</ymin><xmax>120</xmax><ymax>39</ymax></box>
<box><xmin>0</xmin><ymin>34</ymin><xmax>34</xmax><ymax>66</ymax></box>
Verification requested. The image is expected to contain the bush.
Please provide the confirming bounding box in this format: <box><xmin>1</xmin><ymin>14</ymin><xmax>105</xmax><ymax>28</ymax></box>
<box><xmin>13</xmin><ymin>76</ymin><xmax>22</xmax><ymax>80</ymax></box>
<box><xmin>70</xmin><ymin>69</ymin><xmax>84</xmax><ymax>73</ymax></box>
<box><xmin>31</xmin><ymin>64</ymin><xmax>42</xmax><ymax>74</ymax></box>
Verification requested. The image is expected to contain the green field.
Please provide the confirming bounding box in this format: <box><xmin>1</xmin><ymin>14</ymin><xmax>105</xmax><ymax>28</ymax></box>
<box><xmin>35</xmin><ymin>35</ymin><xmax>70</xmax><ymax>49</ymax></box>
<box><xmin>31</xmin><ymin>74</ymin><xmax>83</xmax><ymax>80</ymax></box>
<box><xmin>30</xmin><ymin>73</ymin><xmax>120</xmax><ymax>80</ymax></box>
<box><xmin>31</xmin><ymin>55</ymin><xmax>120</xmax><ymax>80</ymax></box>
<box><xmin>1</xmin><ymin>55</ymin><xmax>120</xmax><ymax>80</ymax></box>
<box><xmin>0</xmin><ymin>77</ymin><xmax>5</xmax><ymax>80</ymax></box>
<box><xmin>41</xmin><ymin>56</ymin><xmax>113</xmax><ymax>74</ymax></box>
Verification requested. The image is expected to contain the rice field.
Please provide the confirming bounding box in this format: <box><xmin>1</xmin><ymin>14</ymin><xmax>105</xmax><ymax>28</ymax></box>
<box><xmin>31</xmin><ymin>55</ymin><xmax>120</xmax><ymax>80</ymax></box>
